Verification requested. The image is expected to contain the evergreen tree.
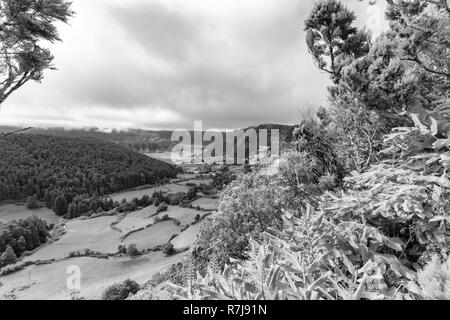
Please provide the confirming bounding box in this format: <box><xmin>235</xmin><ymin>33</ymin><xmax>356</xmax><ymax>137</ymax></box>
<box><xmin>0</xmin><ymin>0</ymin><xmax>73</xmax><ymax>105</ymax></box>
<box><xmin>304</xmin><ymin>0</ymin><xmax>370</xmax><ymax>83</ymax></box>
<box><xmin>26</xmin><ymin>194</ymin><xmax>39</xmax><ymax>209</ymax></box>
<box><xmin>53</xmin><ymin>194</ymin><xmax>68</xmax><ymax>216</ymax></box>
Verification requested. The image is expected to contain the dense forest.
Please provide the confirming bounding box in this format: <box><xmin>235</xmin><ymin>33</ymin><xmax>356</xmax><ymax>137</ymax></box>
<box><xmin>0</xmin><ymin>216</ymin><xmax>50</xmax><ymax>268</ymax></box>
<box><xmin>0</xmin><ymin>134</ymin><xmax>180</xmax><ymax>216</ymax></box>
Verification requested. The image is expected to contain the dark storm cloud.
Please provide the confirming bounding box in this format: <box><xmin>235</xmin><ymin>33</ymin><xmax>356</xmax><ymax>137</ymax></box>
<box><xmin>0</xmin><ymin>0</ymin><xmax>384</xmax><ymax>130</ymax></box>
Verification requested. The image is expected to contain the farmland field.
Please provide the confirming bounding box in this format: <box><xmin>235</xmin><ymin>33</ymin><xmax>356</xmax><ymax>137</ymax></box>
<box><xmin>0</xmin><ymin>164</ymin><xmax>222</xmax><ymax>300</ymax></box>
<box><xmin>109</xmin><ymin>184</ymin><xmax>189</xmax><ymax>203</ymax></box>
<box><xmin>24</xmin><ymin>216</ymin><xmax>121</xmax><ymax>261</ymax></box>
<box><xmin>115</xmin><ymin>206</ymin><xmax>159</xmax><ymax>233</ymax></box>
<box><xmin>154</xmin><ymin>206</ymin><xmax>209</xmax><ymax>226</ymax></box>
<box><xmin>172</xmin><ymin>222</ymin><xmax>204</xmax><ymax>250</ymax></box>
<box><xmin>122</xmin><ymin>221</ymin><xmax>183</xmax><ymax>251</ymax></box>
<box><xmin>0</xmin><ymin>205</ymin><xmax>60</xmax><ymax>224</ymax></box>
<box><xmin>0</xmin><ymin>252</ymin><xmax>187</xmax><ymax>300</ymax></box>
<box><xmin>190</xmin><ymin>198</ymin><xmax>218</xmax><ymax>211</ymax></box>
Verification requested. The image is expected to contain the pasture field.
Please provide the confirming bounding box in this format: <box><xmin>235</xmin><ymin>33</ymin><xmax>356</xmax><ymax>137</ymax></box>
<box><xmin>190</xmin><ymin>198</ymin><xmax>218</xmax><ymax>211</ymax></box>
<box><xmin>154</xmin><ymin>206</ymin><xmax>209</xmax><ymax>226</ymax></box>
<box><xmin>0</xmin><ymin>252</ymin><xmax>187</xmax><ymax>300</ymax></box>
<box><xmin>109</xmin><ymin>184</ymin><xmax>189</xmax><ymax>203</ymax></box>
<box><xmin>115</xmin><ymin>206</ymin><xmax>159</xmax><ymax>233</ymax></box>
<box><xmin>177</xmin><ymin>173</ymin><xmax>198</xmax><ymax>180</ymax></box>
<box><xmin>122</xmin><ymin>221</ymin><xmax>183</xmax><ymax>251</ymax></box>
<box><xmin>0</xmin><ymin>205</ymin><xmax>60</xmax><ymax>224</ymax></box>
<box><xmin>24</xmin><ymin>216</ymin><xmax>120</xmax><ymax>261</ymax></box>
<box><xmin>172</xmin><ymin>222</ymin><xmax>204</xmax><ymax>250</ymax></box>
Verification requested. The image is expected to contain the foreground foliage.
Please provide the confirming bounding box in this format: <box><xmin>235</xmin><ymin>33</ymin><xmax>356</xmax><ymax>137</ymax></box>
<box><xmin>168</xmin><ymin>114</ymin><xmax>450</xmax><ymax>300</ymax></box>
<box><xmin>102</xmin><ymin>279</ymin><xmax>141</xmax><ymax>300</ymax></box>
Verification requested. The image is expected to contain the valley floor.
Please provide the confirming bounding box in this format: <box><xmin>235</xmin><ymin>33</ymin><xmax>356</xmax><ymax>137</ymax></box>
<box><xmin>0</xmin><ymin>161</ymin><xmax>226</xmax><ymax>300</ymax></box>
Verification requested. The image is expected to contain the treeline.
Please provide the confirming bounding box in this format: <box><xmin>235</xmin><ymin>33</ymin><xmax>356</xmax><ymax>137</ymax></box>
<box><xmin>0</xmin><ymin>134</ymin><xmax>180</xmax><ymax>216</ymax></box>
<box><xmin>0</xmin><ymin>216</ymin><xmax>50</xmax><ymax>268</ymax></box>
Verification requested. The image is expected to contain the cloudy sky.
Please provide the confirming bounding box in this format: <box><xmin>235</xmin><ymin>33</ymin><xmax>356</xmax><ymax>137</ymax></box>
<box><xmin>0</xmin><ymin>0</ymin><xmax>387</xmax><ymax>130</ymax></box>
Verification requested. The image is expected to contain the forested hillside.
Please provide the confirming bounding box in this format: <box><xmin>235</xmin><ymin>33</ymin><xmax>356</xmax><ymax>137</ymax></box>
<box><xmin>0</xmin><ymin>126</ymin><xmax>177</xmax><ymax>153</ymax></box>
<box><xmin>0</xmin><ymin>134</ymin><xmax>179</xmax><ymax>215</ymax></box>
<box><xmin>0</xmin><ymin>124</ymin><xmax>295</xmax><ymax>155</ymax></box>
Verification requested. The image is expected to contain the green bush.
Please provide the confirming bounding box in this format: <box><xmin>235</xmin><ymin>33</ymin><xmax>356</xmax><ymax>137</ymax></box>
<box><xmin>102</xmin><ymin>279</ymin><xmax>141</xmax><ymax>300</ymax></box>
<box><xmin>193</xmin><ymin>170</ymin><xmax>285</xmax><ymax>270</ymax></box>
<box><xmin>127</xmin><ymin>244</ymin><xmax>140</xmax><ymax>257</ymax></box>
<box><xmin>162</xmin><ymin>242</ymin><xmax>175</xmax><ymax>256</ymax></box>
<box><xmin>408</xmin><ymin>255</ymin><xmax>450</xmax><ymax>300</ymax></box>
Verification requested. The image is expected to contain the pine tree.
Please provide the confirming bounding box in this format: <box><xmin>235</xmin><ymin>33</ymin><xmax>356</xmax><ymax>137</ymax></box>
<box><xmin>304</xmin><ymin>0</ymin><xmax>370</xmax><ymax>83</ymax></box>
<box><xmin>0</xmin><ymin>0</ymin><xmax>73</xmax><ymax>105</ymax></box>
<box><xmin>53</xmin><ymin>194</ymin><xmax>68</xmax><ymax>216</ymax></box>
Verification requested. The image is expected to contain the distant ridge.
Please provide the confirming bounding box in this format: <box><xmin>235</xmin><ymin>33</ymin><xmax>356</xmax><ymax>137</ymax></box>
<box><xmin>0</xmin><ymin>123</ymin><xmax>296</xmax><ymax>153</ymax></box>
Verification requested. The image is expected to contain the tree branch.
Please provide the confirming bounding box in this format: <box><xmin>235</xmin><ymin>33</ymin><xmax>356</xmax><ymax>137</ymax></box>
<box><xmin>0</xmin><ymin>127</ymin><xmax>33</xmax><ymax>140</ymax></box>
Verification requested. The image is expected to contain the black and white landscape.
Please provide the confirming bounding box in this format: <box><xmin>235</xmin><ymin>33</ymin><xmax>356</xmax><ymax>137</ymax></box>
<box><xmin>0</xmin><ymin>0</ymin><xmax>449</xmax><ymax>301</ymax></box>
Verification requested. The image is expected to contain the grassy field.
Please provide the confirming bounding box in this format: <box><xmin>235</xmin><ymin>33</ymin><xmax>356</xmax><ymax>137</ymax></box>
<box><xmin>0</xmin><ymin>252</ymin><xmax>187</xmax><ymax>300</ymax></box>
<box><xmin>122</xmin><ymin>221</ymin><xmax>183</xmax><ymax>251</ymax></box>
<box><xmin>154</xmin><ymin>206</ymin><xmax>209</xmax><ymax>226</ymax></box>
<box><xmin>0</xmin><ymin>205</ymin><xmax>60</xmax><ymax>225</ymax></box>
<box><xmin>172</xmin><ymin>222</ymin><xmax>204</xmax><ymax>250</ymax></box>
<box><xmin>115</xmin><ymin>206</ymin><xmax>159</xmax><ymax>233</ymax></box>
<box><xmin>109</xmin><ymin>184</ymin><xmax>189</xmax><ymax>203</ymax></box>
<box><xmin>25</xmin><ymin>216</ymin><xmax>120</xmax><ymax>261</ymax></box>
<box><xmin>190</xmin><ymin>198</ymin><xmax>218</xmax><ymax>211</ymax></box>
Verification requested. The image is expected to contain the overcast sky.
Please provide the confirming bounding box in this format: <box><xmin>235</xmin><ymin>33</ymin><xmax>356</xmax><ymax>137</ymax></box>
<box><xmin>0</xmin><ymin>0</ymin><xmax>387</xmax><ymax>130</ymax></box>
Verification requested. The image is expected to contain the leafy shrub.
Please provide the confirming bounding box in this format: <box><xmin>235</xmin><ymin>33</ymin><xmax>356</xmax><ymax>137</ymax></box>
<box><xmin>170</xmin><ymin>205</ymin><xmax>415</xmax><ymax>300</ymax></box>
<box><xmin>162</xmin><ymin>242</ymin><xmax>175</xmax><ymax>256</ymax></box>
<box><xmin>277</xmin><ymin>151</ymin><xmax>324</xmax><ymax>205</ymax></box>
<box><xmin>118</xmin><ymin>245</ymin><xmax>127</xmax><ymax>254</ymax></box>
<box><xmin>320</xmin><ymin>115</ymin><xmax>450</xmax><ymax>263</ymax></box>
<box><xmin>408</xmin><ymin>255</ymin><xmax>450</xmax><ymax>300</ymax></box>
<box><xmin>127</xmin><ymin>244</ymin><xmax>140</xmax><ymax>257</ymax></box>
<box><xmin>102</xmin><ymin>279</ymin><xmax>141</xmax><ymax>300</ymax></box>
<box><xmin>156</xmin><ymin>203</ymin><xmax>169</xmax><ymax>213</ymax></box>
<box><xmin>193</xmin><ymin>170</ymin><xmax>285</xmax><ymax>270</ymax></box>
